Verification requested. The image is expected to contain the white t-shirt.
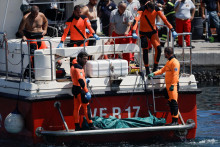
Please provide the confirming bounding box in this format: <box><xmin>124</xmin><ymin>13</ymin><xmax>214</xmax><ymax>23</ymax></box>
<box><xmin>174</xmin><ymin>0</ymin><xmax>195</xmax><ymax>20</ymax></box>
<box><xmin>125</xmin><ymin>0</ymin><xmax>140</xmax><ymax>18</ymax></box>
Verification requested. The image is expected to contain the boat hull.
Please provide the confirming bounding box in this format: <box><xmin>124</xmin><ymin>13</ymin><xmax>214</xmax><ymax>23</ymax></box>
<box><xmin>0</xmin><ymin>90</ymin><xmax>198</xmax><ymax>144</ymax></box>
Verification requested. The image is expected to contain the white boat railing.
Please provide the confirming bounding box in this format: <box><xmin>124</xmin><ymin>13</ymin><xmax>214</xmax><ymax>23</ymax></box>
<box><xmin>172</xmin><ymin>32</ymin><xmax>193</xmax><ymax>75</ymax></box>
<box><xmin>83</xmin><ymin>36</ymin><xmax>143</xmax><ymax>72</ymax></box>
<box><xmin>20</xmin><ymin>39</ymin><xmax>53</xmax><ymax>82</ymax></box>
<box><xmin>0</xmin><ymin>32</ymin><xmax>9</xmax><ymax>80</ymax></box>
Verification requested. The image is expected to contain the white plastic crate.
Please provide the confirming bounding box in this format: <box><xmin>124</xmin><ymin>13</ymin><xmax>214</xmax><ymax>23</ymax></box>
<box><xmin>86</xmin><ymin>59</ymin><xmax>128</xmax><ymax>77</ymax></box>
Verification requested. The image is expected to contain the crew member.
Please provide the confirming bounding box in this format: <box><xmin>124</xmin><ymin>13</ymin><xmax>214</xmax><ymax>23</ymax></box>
<box><xmin>18</xmin><ymin>5</ymin><xmax>48</xmax><ymax>77</ymax></box>
<box><xmin>148</xmin><ymin>47</ymin><xmax>180</xmax><ymax>125</ymax></box>
<box><xmin>70</xmin><ymin>51</ymin><xmax>98</xmax><ymax>131</ymax></box>
<box><xmin>81</xmin><ymin>0</ymin><xmax>99</xmax><ymax>46</ymax></box>
<box><xmin>57</xmin><ymin>5</ymin><xmax>100</xmax><ymax>48</ymax></box>
<box><xmin>132</xmin><ymin>1</ymin><xmax>177</xmax><ymax>75</ymax></box>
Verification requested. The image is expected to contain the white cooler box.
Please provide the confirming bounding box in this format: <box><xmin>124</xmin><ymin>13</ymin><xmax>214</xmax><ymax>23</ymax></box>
<box><xmin>86</xmin><ymin>59</ymin><xmax>128</xmax><ymax>77</ymax></box>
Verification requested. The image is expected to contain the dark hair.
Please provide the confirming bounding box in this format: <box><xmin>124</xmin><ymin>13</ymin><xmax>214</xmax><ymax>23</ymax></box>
<box><xmin>139</xmin><ymin>0</ymin><xmax>149</xmax><ymax>6</ymax></box>
<box><xmin>74</xmin><ymin>5</ymin><xmax>82</xmax><ymax>11</ymax></box>
<box><xmin>164</xmin><ymin>47</ymin><xmax>173</xmax><ymax>55</ymax></box>
<box><xmin>147</xmin><ymin>2</ymin><xmax>155</xmax><ymax>10</ymax></box>
<box><xmin>77</xmin><ymin>51</ymin><xmax>88</xmax><ymax>58</ymax></box>
<box><xmin>31</xmin><ymin>5</ymin><xmax>39</xmax><ymax>13</ymax></box>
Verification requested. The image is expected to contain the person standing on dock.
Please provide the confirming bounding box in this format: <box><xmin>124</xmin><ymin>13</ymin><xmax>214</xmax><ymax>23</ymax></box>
<box><xmin>174</xmin><ymin>0</ymin><xmax>195</xmax><ymax>47</ymax></box>
<box><xmin>201</xmin><ymin>0</ymin><xmax>220</xmax><ymax>42</ymax></box>
<box><xmin>148</xmin><ymin>47</ymin><xmax>180</xmax><ymax>126</ymax></box>
<box><xmin>70</xmin><ymin>51</ymin><xmax>98</xmax><ymax>131</ymax></box>
<box><xmin>97</xmin><ymin>0</ymin><xmax>117</xmax><ymax>36</ymax></box>
<box><xmin>132</xmin><ymin>1</ymin><xmax>177</xmax><ymax>75</ymax></box>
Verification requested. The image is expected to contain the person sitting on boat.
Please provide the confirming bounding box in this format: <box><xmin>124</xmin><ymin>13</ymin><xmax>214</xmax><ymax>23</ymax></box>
<box><xmin>132</xmin><ymin>1</ymin><xmax>177</xmax><ymax>75</ymax></box>
<box><xmin>148</xmin><ymin>47</ymin><xmax>180</xmax><ymax>126</ymax></box>
<box><xmin>18</xmin><ymin>5</ymin><xmax>48</xmax><ymax>78</ymax></box>
<box><xmin>70</xmin><ymin>51</ymin><xmax>98</xmax><ymax>131</ymax></box>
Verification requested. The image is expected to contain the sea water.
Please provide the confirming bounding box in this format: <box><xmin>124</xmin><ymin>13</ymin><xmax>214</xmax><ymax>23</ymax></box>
<box><xmin>0</xmin><ymin>84</ymin><xmax>219</xmax><ymax>147</ymax></box>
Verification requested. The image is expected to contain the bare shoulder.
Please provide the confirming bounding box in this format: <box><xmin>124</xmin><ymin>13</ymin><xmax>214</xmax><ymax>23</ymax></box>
<box><xmin>39</xmin><ymin>12</ymin><xmax>46</xmax><ymax>17</ymax></box>
<box><xmin>23</xmin><ymin>12</ymin><xmax>31</xmax><ymax>19</ymax></box>
<box><xmin>81</xmin><ymin>5</ymin><xmax>89</xmax><ymax>14</ymax></box>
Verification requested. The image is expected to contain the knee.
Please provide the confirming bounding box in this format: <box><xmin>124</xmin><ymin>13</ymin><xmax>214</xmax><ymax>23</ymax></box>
<box><xmin>156</xmin><ymin>45</ymin><xmax>161</xmax><ymax>54</ymax></box>
<box><xmin>141</xmin><ymin>36</ymin><xmax>148</xmax><ymax>48</ymax></box>
<box><xmin>169</xmin><ymin>99</ymin><xmax>178</xmax><ymax>107</ymax></box>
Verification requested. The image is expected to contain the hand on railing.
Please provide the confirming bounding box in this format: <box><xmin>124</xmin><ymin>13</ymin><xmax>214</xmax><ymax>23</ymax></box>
<box><xmin>86</xmin><ymin>78</ymin><xmax>90</xmax><ymax>84</ymax></box>
<box><xmin>93</xmin><ymin>34</ymin><xmax>100</xmax><ymax>40</ymax></box>
<box><xmin>172</xmin><ymin>31</ymin><xmax>178</xmax><ymax>39</ymax></box>
<box><xmin>22</xmin><ymin>36</ymin><xmax>27</xmax><ymax>42</ymax></box>
<box><xmin>132</xmin><ymin>33</ymin><xmax>138</xmax><ymax>39</ymax></box>
<box><xmin>57</xmin><ymin>42</ymin><xmax>63</xmax><ymax>48</ymax></box>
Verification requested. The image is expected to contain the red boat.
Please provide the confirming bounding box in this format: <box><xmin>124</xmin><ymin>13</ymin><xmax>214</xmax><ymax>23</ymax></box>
<box><xmin>0</xmin><ymin>31</ymin><xmax>200</xmax><ymax>145</ymax></box>
<box><xmin>0</xmin><ymin>1</ymin><xmax>200</xmax><ymax>145</ymax></box>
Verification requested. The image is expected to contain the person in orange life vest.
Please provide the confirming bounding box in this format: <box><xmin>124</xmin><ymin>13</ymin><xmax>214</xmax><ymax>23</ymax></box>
<box><xmin>70</xmin><ymin>51</ymin><xmax>98</xmax><ymax>131</ymax></box>
<box><xmin>132</xmin><ymin>1</ymin><xmax>177</xmax><ymax>75</ymax></box>
<box><xmin>18</xmin><ymin>5</ymin><xmax>48</xmax><ymax>77</ymax></box>
<box><xmin>148</xmin><ymin>47</ymin><xmax>180</xmax><ymax>125</ymax></box>
<box><xmin>57</xmin><ymin>5</ymin><xmax>100</xmax><ymax>48</ymax></box>
<box><xmin>57</xmin><ymin>5</ymin><xmax>100</xmax><ymax>66</ymax></box>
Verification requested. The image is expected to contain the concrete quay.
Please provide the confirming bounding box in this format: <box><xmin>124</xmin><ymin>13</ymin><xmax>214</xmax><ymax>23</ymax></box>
<box><xmin>150</xmin><ymin>40</ymin><xmax>220</xmax><ymax>67</ymax></box>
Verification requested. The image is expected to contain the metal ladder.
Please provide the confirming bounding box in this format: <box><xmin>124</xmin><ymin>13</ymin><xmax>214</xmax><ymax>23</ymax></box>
<box><xmin>149</xmin><ymin>32</ymin><xmax>193</xmax><ymax>125</ymax></box>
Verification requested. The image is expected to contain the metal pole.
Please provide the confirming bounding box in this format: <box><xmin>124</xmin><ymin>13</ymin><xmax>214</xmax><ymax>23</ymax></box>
<box><xmin>102</xmin><ymin>39</ymin><xmax>104</xmax><ymax>58</ymax></box>
<box><xmin>138</xmin><ymin>37</ymin><xmax>142</xmax><ymax>72</ymax></box>
<box><xmin>54</xmin><ymin>101</ymin><xmax>69</xmax><ymax>132</ymax></box>
<box><xmin>171</xmin><ymin>32</ymin><xmax>174</xmax><ymax>53</ymax></box>
<box><xmin>182</xmin><ymin>35</ymin><xmax>185</xmax><ymax>73</ymax></box>
<box><xmin>27</xmin><ymin>42</ymin><xmax>32</xmax><ymax>83</ymax></box>
<box><xmin>3</xmin><ymin>33</ymin><xmax>8</xmax><ymax>80</ymax></box>
<box><xmin>20</xmin><ymin>40</ymin><xmax>24</xmax><ymax>82</ymax></box>
<box><xmin>150</xmin><ymin>77</ymin><xmax>156</xmax><ymax>113</ymax></box>
<box><xmin>2</xmin><ymin>0</ymin><xmax>9</xmax><ymax>31</ymax></box>
<box><xmin>167</xmin><ymin>27</ymin><xmax>170</xmax><ymax>47</ymax></box>
<box><xmin>48</xmin><ymin>41</ymin><xmax>53</xmax><ymax>81</ymax></box>
<box><xmin>190</xmin><ymin>34</ymin><xmax>192</xmax><ymax>75</ymax></box>
<box><xmin>113</xmin><ymin>39</ymin><xmax>116</xmax><ymax>59</ymax></box>
<box><xmin>179</xmin><ymin>112</ymin><xmax>185</xmax><ymax>125</ymax></box>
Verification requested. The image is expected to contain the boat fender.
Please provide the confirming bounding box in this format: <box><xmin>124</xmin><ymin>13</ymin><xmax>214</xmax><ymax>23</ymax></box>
<box><xmin>4</xmin><ymin>109</ymin><xmax>24</xmax><ymax>133</ymax></box>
